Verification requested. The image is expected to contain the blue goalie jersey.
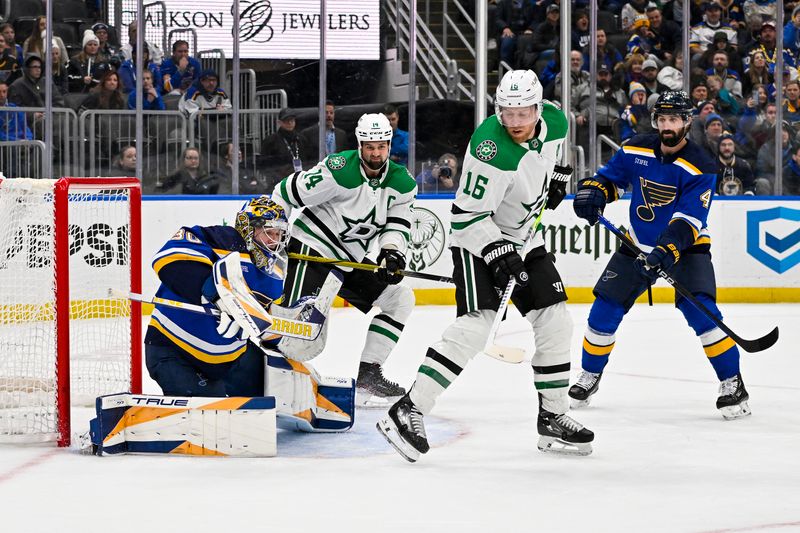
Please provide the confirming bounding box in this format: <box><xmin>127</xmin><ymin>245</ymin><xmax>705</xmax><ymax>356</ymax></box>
<box><xmin>143</xmin><ymin>225</ymin><xmax>284</xmax><ymax>364</ymax></box>
<box><xmin>596</xmin><ymin>133</ymin><xmax>717</xmax><ymax>252</ymax></box>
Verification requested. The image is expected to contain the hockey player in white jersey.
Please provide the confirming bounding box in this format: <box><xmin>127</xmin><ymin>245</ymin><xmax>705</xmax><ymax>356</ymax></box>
<box><xmin>377</xmin><ymin>70</ymin><xmax>594</xmax><ymax>462</ymax></box>
<box><xmin>271</xmin><ymin>113</ymin><xmax>417</xmax><ymax>407</ymax></box>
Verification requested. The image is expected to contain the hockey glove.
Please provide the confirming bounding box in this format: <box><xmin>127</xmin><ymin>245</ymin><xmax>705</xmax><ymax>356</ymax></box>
<box><xmin>573</xmin><ymin>179</ymin><xmax>612</xmax><ymax>226</ymax></box>
<box><xmin>376</xmin><ymin>247</ymin><xmax>406</xmax><ymax>285</ymax></box>
<box><xmin>545</xmin><ymin>164</ymin><xmax>573</xmax><ymax>210</ymax></box>
<box><xmin>634</xmin><ymin>244</ymin><xmax>680</xmax><ymax>283</ymax></box>
<box><xmin>482</xmin><ymin>241</ymin><xmax>528</xmax><ymax>288</ymax></box>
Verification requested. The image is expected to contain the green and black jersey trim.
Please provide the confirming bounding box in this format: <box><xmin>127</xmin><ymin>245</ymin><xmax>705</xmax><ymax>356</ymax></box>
<box><xmin>461</xmin><ymin>248</ymin><xmax>479</xmax><ymax>314</ymax></box>
<box><xmin>279</xmin><ymin>172</ymin><xmax>305</xmax><ymax>208</ymax></box>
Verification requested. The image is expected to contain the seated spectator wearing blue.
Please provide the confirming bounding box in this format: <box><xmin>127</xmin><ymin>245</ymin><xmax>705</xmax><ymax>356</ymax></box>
<box><xmin>705</xmin><ymin>50</ymin><xmax>743</xmax><ymax>100</ymax></box>
<box><xmin>581</xmin><ymin>29</ymin><xmax>623</xmax><ymax>73</ymax></box>
<box><xmin>571</xmin><ymin>10</ymin><xmax>590</xmax><ymax>51</ymax></box>
<box><xmin>128</xmin><ymin>69</ymin><xmax>165</xmax><ymax>111</ymax></box>
<box><xmin>782</xmin><ymin>80</ymin><xmax>800</xmax><ymax>126</ymax></box>
<box><xmin>716</xmin><ymin>131</ymin><xmax>760</xmax><ymax>195</ymax></box>
<box><xmin>0</xmin><ymin>24</ymin><xmax>23</xmax><ymax>67</ymax></box>
<box><xmin>415</xmin><ymin>153</ymin><xmax>459</xmax><ymax>194</ymax></box>
<box><xmin>619</xmin><ymin>82</ymin><xmax>651</xmax><ymax>142</ymax></box>
<box><xmin>160</xmin><ymin>40</ymin><xmax>201</xmax><ymax>96</ymax></box>
<box><xmin>119</xmin><ymin>46</ymin><xmax>162</xmax><ymax>94</ymax></box>
<box><xmin>494</xmin><ymin>0</ymin><xmax>537</xmax><ymax>68</ymax></box>
<box><xmin>383</xmin><ymin>103</ymin><xmax>409</xmax><ymax>167</ymax></box>
<box><xmin>0</xmin><ymin>80</ymin><xmax>32</xmax><ymax>141</ymax></box>
<box><xmin>0</xmin><ymin>33</ymin><xmax>19</xmax><ymax>85</ymax></box>
<box><xmin>690</xmin><ymin>2</ymin><xmax>737</xmax><ymax>60</ymax></box>
<box><xmin>627</xmin><ymin>15</ymin><xmax>658</xmax><ymax>58</ymax></box>
<box><xmin>178</xmin><ymin>69</ymin><xmax>231</xmax><ymax>117</ymax></box>
<box><xmin>785</xmin><ymin>6</ymin><xmax>800</xmax><ymax>58</ymax></box>
<box><xmin>745</xmin><ymin>20</ymin><xmax>796</xmax><ymax>76</ymax></box>
<box><xmin>67</xmin><ymin>31</ymin><xmax>107</xmax><ymax>94</ymax></box>
<box><xmin>782</xmin><ymin>143</ymin><xmax>800</xmax><ymax>196</ymax></box>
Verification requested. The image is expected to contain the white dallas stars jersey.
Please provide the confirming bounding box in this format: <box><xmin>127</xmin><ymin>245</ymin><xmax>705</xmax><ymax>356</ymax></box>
<box><xmin>272</xmin><ymin>149</ymin><xmax>417</xmax><ymax>262</ymax></box>
<box><xmin>450</xmin><ymin>102</ymin><xmax>568</xmax><ymax>256</ymax></box>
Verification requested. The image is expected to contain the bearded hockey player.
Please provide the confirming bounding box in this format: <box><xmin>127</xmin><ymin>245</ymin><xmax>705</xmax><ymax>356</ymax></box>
<box><xmin>568</xmin><ymin>90</ymin><xmax>750</xmax><ymax>420</ymax></box>
<box><xmin>376</xmin><ymin>70</ymin><xmax>594</xmax><ymax>462</ymax></box>
<box><xmin>272</xmin><ymin>113</ymin><xmax>417</xmax><ymax>407</ymax></box>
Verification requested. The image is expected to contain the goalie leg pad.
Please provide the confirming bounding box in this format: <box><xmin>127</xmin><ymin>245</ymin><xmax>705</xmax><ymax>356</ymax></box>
<box><xmin>265</xmin><ymin>351</ymin><xmax>355</xmax><ymax>432</ymax></box>
<box><xmin>86</xmin><ymin>393</ymin><xmax>277</xmax><ymax>457</ymax></box>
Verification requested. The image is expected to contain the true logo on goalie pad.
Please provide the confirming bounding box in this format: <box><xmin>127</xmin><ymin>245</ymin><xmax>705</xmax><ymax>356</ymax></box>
<box><xmin>269</xmin><ymin>318</ymin><xmax>314</xmax><ymax>338</ymax></box>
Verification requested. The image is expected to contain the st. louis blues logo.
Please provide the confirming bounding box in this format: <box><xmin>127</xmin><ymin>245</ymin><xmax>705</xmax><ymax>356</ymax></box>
<box><xmin>636</xmin><ymin>177</ymin><xmax>677</xmax><ymax>222</ymax></box>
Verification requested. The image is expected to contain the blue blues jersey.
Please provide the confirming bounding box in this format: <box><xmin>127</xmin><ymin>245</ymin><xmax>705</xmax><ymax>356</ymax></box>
<box><xmin>144</xmin><ymin>225</ymin><xmax>284</xmax><ymax>364</ymax></box>
<box><xmin>595</xmin><ymin>134</ymin><xmax>716</xmax><ymax>252</ymax></box>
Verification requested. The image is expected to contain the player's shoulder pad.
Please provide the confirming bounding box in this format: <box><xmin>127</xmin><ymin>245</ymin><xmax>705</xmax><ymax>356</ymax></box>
<box><xmin>324</xmin><ymin>149</ymin><xmax>362</xmax><ymax>189</ymax></box>
<box><xmin>540</xmin><ymin>100</ymin><xmax>569</xmax><ymax>143</ymax></box>
<box><xmin>384</xmin><ymin>160</ymin><xmax>416</xmax><ymax>195</ymax></box>
<box><xmin>619</xmin><ymin>133</ymin><xmax>660</xmax><ymax>157</ymax></box>
<box><xmin>197</xmin><ymin>225</ymin><xmax>248</xmax><ymax>253</ymax></box>
<box><xmin>677</xmin><ymin>139</ymin><xmax>718</xmax><ymax>175</ymax></box>
<box><xmin>469</xmin><ymin>115</ymin><xmax>526</xmax><ymax>171</ymax></box>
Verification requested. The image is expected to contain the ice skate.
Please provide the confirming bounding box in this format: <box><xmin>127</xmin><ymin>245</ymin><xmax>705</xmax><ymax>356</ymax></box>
<box><xmin>537</xmin><ymin>410</ymin><xmax>594</xmax><ymax>456</ymax></box>
<box><xmin>356</xmin><ymin>362</ymin><xmax>406</xmax><ymax>408</ymax></box>
<box><xmin>568</xmin><ymin>370</ymin><xmax>602</xmax><ymax>408</ymax></box>
<box><xmin>716</xmin><ymin>373</ymin><xmax>751</xmax><ymax>420</ymax></box>
<box><xmin>376</xmin><ymin>394</ymin><xmax>430</xmax><ymax>462</ymax></box>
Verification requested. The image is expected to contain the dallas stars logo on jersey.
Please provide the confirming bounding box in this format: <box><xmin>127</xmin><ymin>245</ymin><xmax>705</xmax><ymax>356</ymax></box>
<box><xmin>476</xmin><ymin>140</ymin><xmax>497</xmax><ymax>161</ymax></box>
<box><xmin>339</xmin><ymin>206</ymin><xmax>380</xmax><ymax>252</ymax></box>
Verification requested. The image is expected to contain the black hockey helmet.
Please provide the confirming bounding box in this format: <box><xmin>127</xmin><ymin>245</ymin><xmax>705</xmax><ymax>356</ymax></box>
<box><xmin>651</xmin><ymin>90</ymin><xmax>693</xmax><ymax>123</ymax></box>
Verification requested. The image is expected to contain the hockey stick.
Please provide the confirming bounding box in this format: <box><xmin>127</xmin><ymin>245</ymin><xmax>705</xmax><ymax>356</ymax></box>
<box><xmin>597</xmin><ymin>214</ymin><xmax>779</xmax><ymax>353</ymax></box>
<box><xmin>481</xmin><ymin>209</ymin><xmax>547</xmax><ymax>364</ymax></box>
<box><xmin>288</xmin><ymin>253</ymin><xmax>454</xmax><ymax>284</ymax></box>
<box><xmin>109</xmin><ymin>289</ymin><xmax>324</xmax><ymax>341</ymax></box>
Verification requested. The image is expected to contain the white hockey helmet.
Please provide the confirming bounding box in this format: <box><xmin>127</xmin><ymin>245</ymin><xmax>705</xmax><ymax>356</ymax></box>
<box><xmin>494</xmin><ymin>69</ymin><xmax>543</xmax><ymax>127</ymax></box>
<box><xmin>355</xmin><ymin>113</ymin><xmax>394</xmax><ymax>146</ymax></box>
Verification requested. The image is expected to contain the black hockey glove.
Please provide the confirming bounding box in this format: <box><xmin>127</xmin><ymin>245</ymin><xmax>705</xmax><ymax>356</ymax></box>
<box><xmin>573</xmin><ymin>179</ymin><xmax>612</xmax><ymax>226</ymax></box>
<box><xmin>482</xmin><ymin>241</ymin><xmax>528</xmax><ymax>289</ymax></box>
<box><xmin>634</xmin><ymin>244</ymin><xmax>679</xmax><ymax>283</ymax></box>
<box><xmin>545</xmin><ymin>164</ymin><xmax>572</xmax><ymax>210</ymax></box>
<box><xmin>376</xmin><ymin>247</ymin><xmax>406</xmax><ymax>284</ymax></box>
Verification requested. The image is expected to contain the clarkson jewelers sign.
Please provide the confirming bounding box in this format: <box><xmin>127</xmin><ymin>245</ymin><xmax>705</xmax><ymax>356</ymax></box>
<box><xmin>109</xmin><ymin>0</ymin><xmax>380</xmax><ymax>59</ymax></box>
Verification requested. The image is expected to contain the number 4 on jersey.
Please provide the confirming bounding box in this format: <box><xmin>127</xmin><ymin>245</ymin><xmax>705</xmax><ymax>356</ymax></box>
<box><xmin>305</xmin><ymin>170</ymin><xmax>323</xmax><ymax>190</ymax></box>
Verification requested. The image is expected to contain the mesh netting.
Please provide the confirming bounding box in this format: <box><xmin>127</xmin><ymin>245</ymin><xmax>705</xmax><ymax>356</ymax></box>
<box><xmin>0</xmin><ymin>179</ymin><xmax>134</xmax><ymax>443</ymax></box>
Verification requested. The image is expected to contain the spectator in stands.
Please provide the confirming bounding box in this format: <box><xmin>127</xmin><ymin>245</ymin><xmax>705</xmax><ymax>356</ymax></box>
<box><xmin>743</xmin><ymin>49</ymin><xmax>773</xmax><ymax>95</ymax></box>
<box><xmin>705</xmin><ymin>73</ymin><xmax>741</xmax><ymax>117</ymax></box>
<box><xmin>571</xmin><ymin>10</ymin><xmax>590</xmax><ymax>52</ymax></box>
<box><xmin>640</xmin><ymin>59</ymin><xmax>667</xmax><ymax>98</ymax></box>
<box><xmin>621</xmin><ymin>53</ymin><xmax>646</xmax><ymax>85</ymax></box>
<box><xmin>699</xmin><ymin>113</ymin><xmax>726</xmax><ymax>158</ymax></box>
<box><xmin>211</xmin><ymin>142</ymin><xmax>263</xmax><ymax>195</ymax></box>
<box><xmin>716</xmin><ymin>131</ymin><xmax>759</xmax><ymax>195</ymax></box>
<box><xmin>79</xmin><ymin>68</ymin><xmax>125</xmax><ymax>112</ymax></box>
<box><xmin>119</xmin><ymin>46</ymin><xmax>162</xmax><ymax>94</ymax></box>
<box><xmin>786</xmin><ymin>7</ymin><xmax>800</xmax><ymax>57</ymax></box>
<box><xmin>718</xmin><ymin>0</ymin><xmax>746</xmax><ymax>30</ymax></box>
<box><xmin>657</xmin><ymin>50</ymin><xmax>684</xmax><ymax>90</ymax></box>
<box><xmin>302</xmin><ymin>100</ymin><xmax>347</xmax><ymax>157</ymax></box>
<box><xmin>178</xmin><ymin>69</ymin><xmax>230</xmax><ymax>117</ymax></box>
<box><xmin>699</xmin><ymin>31</ymin><xmax>744</xmax><ymax>75</ymax></box>
<box><xmin>8</xmin><ymin>54</ymin><xmax>65</xmax><ymax>110</ymax></box>
<box><xmin>51</xmin><ymin>41</ymin><xmax>68</xmax><ymax>96</ymax></box>
<box><xmin>647</xmin><ymin>6</ymin><xmax>680</xmax><ymax>60</ymax></box>
<box><xmin>690</xmin><ymin>3</ymin><xmax>737</xmax><ymax>60</ymax></box>
<box><xmin>627</xmin><ymin>16</ymin><xmax>658</xmax><ymax>58</ymax></box>
<box><xmin>756</xmin><ymin>120</ymin><xmax>796</xmax><ymax>192</ymax></box>
<box><xmin>91</xmin><ymin>23</ymin><xmax>119</xmax><ymax>66</ymax></box>
<box><xmin>621</xmin><ymin>0</ymin><xmax>657</xmax><ymax>33</ymax></box>
<box><xmin>67</xmin><ymin>30</ymin><xmax>106</xmax><ymax>93</ymax></box>
<box><xmin>743</xmin><ymin>0</ymin><xmax>777</xmax><ymax>22</ymax></box>
<box><xmin>782</xmin><ymin>80</ymin><xmax>800</xmax><ymax>125</ymax></box>
<box><xmin>690</xmin><ymin>100</ymin><xmax>719</xmax><ymax>144</ymax></box>
<box><xmin>740</xmin><ymin>100</ymin><xmax>777</xmax><ymax>152</ymax></box>
<box><xmin>494</xmin><ymin>0</ymin><xmax>537</xmax><ymax>68</ymax></box>
<box><xmin>22</xmin><ymin>17</ymin><xmax>69</xmax><ymax>65</ymax></box>
<box><xmin>576</xmin><ymin>63</ymin><xmax>626</xmax><ymax>152</ymax></box>
<box><xmin>0</xmin><ymin>24</ymin><xmax>23</xmax><ymax>67</ymax></box>
<box><xmin>0</xmin><ymin>80</ymin><xmax>32</xmax><ymax>141</ymax></box>
<box><xmin>108</xmin><ymin>145</ymin><xmax>137</xmax><ymax>177</ymax></box>
<box><xmin>415</xmin><ymin>153</ymin><xmax>459</xmax><ymax>193</ymax></box>
<box><xmin>159</xmin><ymin>146</ymin><xmax>218</xmax><ymax>194</ymax></box>
<box><xmin>128</xmin><ymin>69</ymin><xmax>165</xmax><ymax>111</ymax></box>
<box><xmin>260</xmin><ymin>108</ymin><xmax>311</xmax><ymax>182</ymax></box>
<box><xmin>691</xmin><ymin>82</ymin><xmax>710</xmax><ymax>105</ymax></box>
<box><xmin>383</xmin><ymin>103</ymin><xmax>409</xmax><ymax>167</ymax></box>
<box><xmin>582</xmin><ymin>29</ymin><xmax>623</xmax><ymax>72</ymax></box>
<box><xmin>619</xmin><ymin>82</ymin><xmax>652</xmax><ymax>141</ymax></box>
<box><xmin>526</xmin><ymin>4</ymin><xmax>560</xmax><ymax>66</ymax></box>
<box><xmin>0</xmin><ymin>34</ymin><xmax>19</xmax><ymax>85</ymax></box>
<box><xmin>161</xmin><ymin>40</ymin><xmax>201</xmax><ymax>96</ymax></box>
<box><xmin>782</xmin><ymin>143</ymin><xmax>800</xmax><ymax>195</ymax></box>
<box><xmin>119</xmin><ymin>20</ymin><xmax>164</xmax><ymax>65</ymax></box>
<box><xmin>745</xmin><ymin>20</ymin><xmax>789</xmax><ymax>75</ymax></box>
<box><xmin>554</xmin><ymin>50</ymin><xmax>590</xmax><ymax>109</ymax></box>
<box><xmin>707</xmin><ymin>50</ymin><xmax>744</xmax><ymax>99</ymax></box>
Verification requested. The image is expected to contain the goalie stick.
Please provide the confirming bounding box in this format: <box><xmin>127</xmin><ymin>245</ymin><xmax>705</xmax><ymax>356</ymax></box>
<box><xmin>110</xmin><ymin>289</ymin><xmax>324</xmax><ymax>342</ymax></box>
<box><xmin>597</xmin><ymin>214</ymin><xmax>779</xmax><ymax>353</ymax></box>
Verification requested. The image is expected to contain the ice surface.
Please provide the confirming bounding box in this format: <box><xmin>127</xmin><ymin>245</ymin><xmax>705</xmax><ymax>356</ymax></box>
<box><xmin>1</xmin><ymin>303</ymin><xmax>798</xmax><ymax>533</ymax></box>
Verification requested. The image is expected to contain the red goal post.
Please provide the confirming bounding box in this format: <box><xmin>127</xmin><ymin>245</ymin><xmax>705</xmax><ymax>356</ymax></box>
<box><xmin>0</xmin><ymin>177</ymin><xmax>142</xmax><ymax>447</ymax></box>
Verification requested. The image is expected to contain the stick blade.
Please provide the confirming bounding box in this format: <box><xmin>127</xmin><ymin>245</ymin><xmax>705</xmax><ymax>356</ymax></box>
<box><xmin>734</xmin><ymin>326</ymin><xmax>780</xmax><ymax>353</ymax></box>
<box><xmin>483</xmin><ymin>345</ymin><xmax>526</xmax><ymax>364</ymax></box>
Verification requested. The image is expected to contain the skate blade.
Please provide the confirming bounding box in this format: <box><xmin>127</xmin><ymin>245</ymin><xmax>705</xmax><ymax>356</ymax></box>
<box><xmin>376</xmin><ymin>418</ymin><xmax>420</xmax><ymax>463</ymax></box>
<box><xmin>719</xmin><ymin>401</ymin><xmax>752</xmax><ymax>420</ymax></box>
<box><xmin>569</xmin><ymin>397</ymin><xmax>592</xmax><ymax>409</ymax></box>
<box><xmin>537</xmin><ymin>435</ymin><xmax>593</xmax><ymax>456</ymax></box>
<box><xmin>356</xmin><ymin>390</ymin><xmax>401</xmax><ymax>409</ymax></box>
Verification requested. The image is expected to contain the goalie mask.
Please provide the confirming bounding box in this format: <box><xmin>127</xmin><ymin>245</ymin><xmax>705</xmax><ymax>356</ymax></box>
<box><xmin>236</xmin><ymin>196</ymin><xmax>289</xmax><ymax>271</ymax></box>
